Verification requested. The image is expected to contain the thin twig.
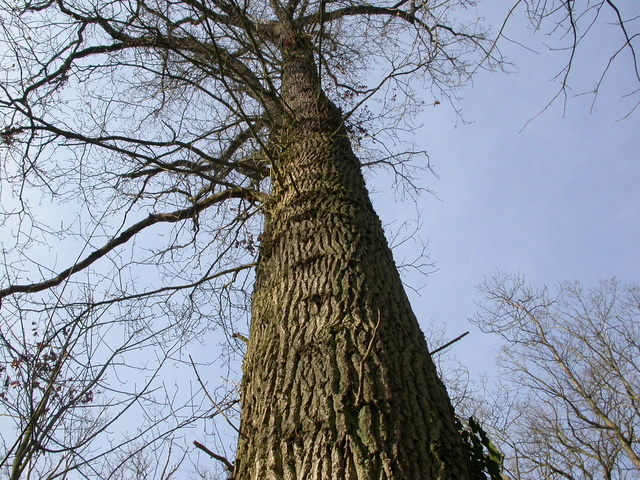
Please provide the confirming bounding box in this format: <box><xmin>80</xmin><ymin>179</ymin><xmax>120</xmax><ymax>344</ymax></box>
<box><xmin>188</xmin><ymin>355</ymin><xmax>241</xmax><ymax>435</ymax></box>
<box><xmin>430</xmin><ymin>331</ymin><xmax>469</xmax><ymax>355</ymax></box>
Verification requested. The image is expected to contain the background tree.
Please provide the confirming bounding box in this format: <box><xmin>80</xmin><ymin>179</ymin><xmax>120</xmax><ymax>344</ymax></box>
<box><xmin>470</xmin><ymin>275</ymin><xmax>640</xmax><ymax>480</ymax></box>
<box><xmin>0</xmin><ymin>0</ymin><xmax>495</xmax><ymax>478</ymax></box>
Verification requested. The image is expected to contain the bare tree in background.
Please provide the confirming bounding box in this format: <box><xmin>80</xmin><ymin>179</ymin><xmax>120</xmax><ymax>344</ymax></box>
<box><xmin>472</xmin><ymin>275</ymin><xmax>640</xmax><ymax>480</ymax></box>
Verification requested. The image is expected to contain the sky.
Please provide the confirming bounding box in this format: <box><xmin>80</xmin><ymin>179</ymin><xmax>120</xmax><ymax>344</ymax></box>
<box><xmin>371</xmin><ymin>1</ymin><xmax>640</xmax><ymax>377</ymax></box>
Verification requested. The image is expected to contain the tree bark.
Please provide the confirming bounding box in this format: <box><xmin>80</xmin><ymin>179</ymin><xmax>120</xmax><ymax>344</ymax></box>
<box><xmin>234</xmin><ymin>37</ymin><xmax>472</xmax><ymax>480</ymax></box>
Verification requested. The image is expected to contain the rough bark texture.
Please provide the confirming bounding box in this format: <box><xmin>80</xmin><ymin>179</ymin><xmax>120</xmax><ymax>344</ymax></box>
<box><xmin>234</xmin><ymin>38</ymin><xmax>472</xmax><ymax>479</ymax></box>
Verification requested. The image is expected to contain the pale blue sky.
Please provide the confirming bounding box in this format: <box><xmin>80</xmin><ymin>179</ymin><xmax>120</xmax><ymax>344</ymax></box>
<box><xmin>373</xmin><ymin>0</ymin><xmax>640</xmax><ymax>375</ymax></box>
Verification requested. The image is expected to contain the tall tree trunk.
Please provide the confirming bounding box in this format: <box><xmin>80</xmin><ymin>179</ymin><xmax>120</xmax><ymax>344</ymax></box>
<box><xmin>234</xmin><ymin>37</ymin><xmax>472</xmax><ymax>479</ymax></box>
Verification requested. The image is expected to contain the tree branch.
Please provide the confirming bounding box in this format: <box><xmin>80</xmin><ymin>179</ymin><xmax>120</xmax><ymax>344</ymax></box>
<box><xmin>0</xmin><ymin>188</ymin><xmax>265</xmax><ymax>300</ymax></box>
<box><xmin>430</xmin><ymin>331</ymin><xmax>469</xmax><ymax>355</ymax></box>
<box><xmin>192</xmin><ymin>441</ymin><xmax>234</xmax><ymax>472</ymax></box>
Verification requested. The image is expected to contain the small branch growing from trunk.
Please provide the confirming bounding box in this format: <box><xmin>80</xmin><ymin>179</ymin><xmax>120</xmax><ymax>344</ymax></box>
<box><xmin>430</xmin><ymin>331</ymin><xmax>469</xmax><ymax>356</ymax></box>
<box><xmin>193</xmin><ymin>441</ymin><xmax>234</xmax><ymax>472</ymax></box>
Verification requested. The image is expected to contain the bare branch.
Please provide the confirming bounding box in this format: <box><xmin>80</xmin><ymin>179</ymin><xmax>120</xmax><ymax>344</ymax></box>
<box><xmin>0</xmin><ymin>188</ymin><xmax>264</xmax><ymax>300</ymax></box>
